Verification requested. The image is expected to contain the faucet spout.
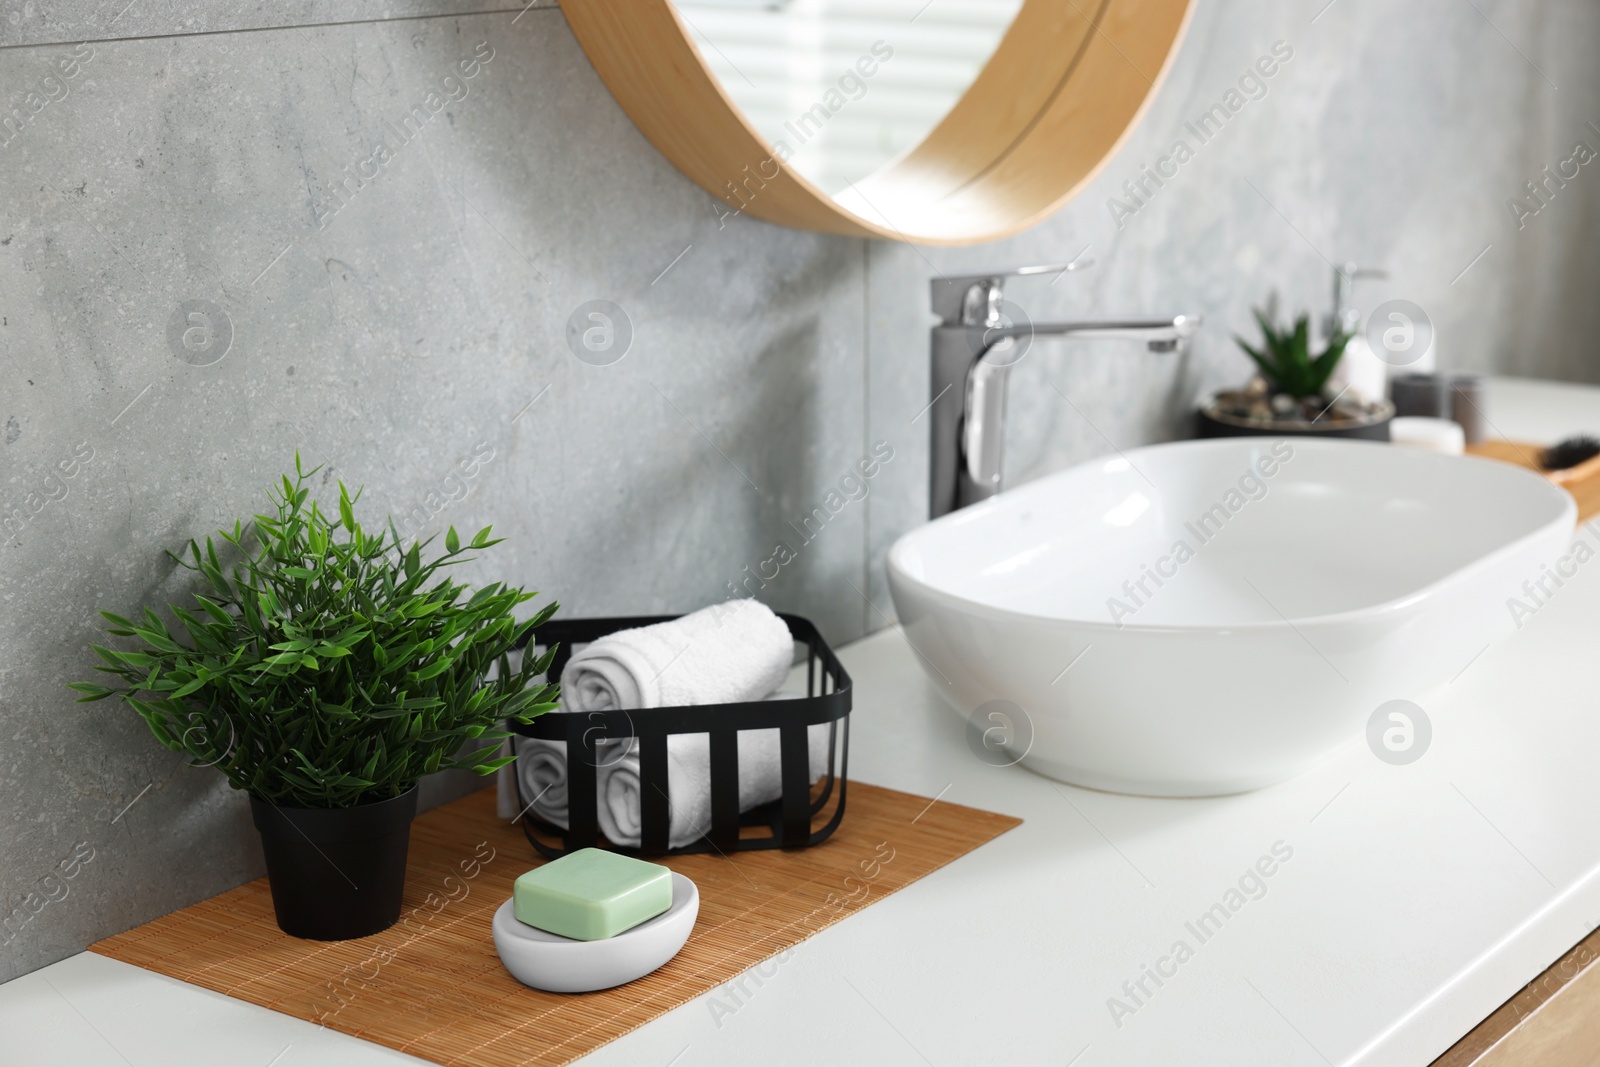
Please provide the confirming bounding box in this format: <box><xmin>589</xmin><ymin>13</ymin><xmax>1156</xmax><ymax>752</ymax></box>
<box><xmin>985</xmin><ymin>315</ymin><xmax>1204</xmax><ymax>349</ymax></box>
<box><xmin>929</xmin><ymin>307</ymin><xmax>1202</xmax><ymax>519</ymax></box>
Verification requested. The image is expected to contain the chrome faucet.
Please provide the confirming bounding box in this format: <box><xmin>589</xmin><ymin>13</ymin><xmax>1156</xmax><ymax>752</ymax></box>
<box><xmin>1325</xmin><ymin>261</ymin><xmax>1387</xmax><ymax>339</ymax></box>
<box><xmin>928</xmin><ymin>262</ymin><xmax>1202</xmax><ymax>519</ymax></box>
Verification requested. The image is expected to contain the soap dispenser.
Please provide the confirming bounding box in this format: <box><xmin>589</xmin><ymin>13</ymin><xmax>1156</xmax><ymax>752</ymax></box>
<box><xmin>1323</xmin><ymin>262</ymin><xmax>1387</xmax><ymax>403</ymax></box>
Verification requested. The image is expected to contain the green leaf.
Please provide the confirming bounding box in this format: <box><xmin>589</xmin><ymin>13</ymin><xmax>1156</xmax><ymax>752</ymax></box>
<box><xmin>411</xmin><ymin>659</ymin><xmax>454</xmax><ymax>681</ymax></box>
<box><xmin>475</xmin><ymin>756</ymin><xmax>516</xmax><ymax>774</ymax></box>
<box><xmin>171</xmin><ymin>677</ymin><xmax>208</xmax><ymax>699</ymax></box>
<box><xmin>445</xmin><ymin>527</ymin><xmax>460</xmax><ymax>553</ymax></box>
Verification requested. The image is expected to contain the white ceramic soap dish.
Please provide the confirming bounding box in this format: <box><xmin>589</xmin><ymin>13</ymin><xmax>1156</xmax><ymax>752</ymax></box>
<box><xmin>492</xmin><ymin>872</ymin><xmax>699</xmax><ymax>993</ymax></box>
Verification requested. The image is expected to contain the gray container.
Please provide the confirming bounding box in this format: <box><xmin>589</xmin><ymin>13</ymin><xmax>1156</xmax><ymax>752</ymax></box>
<box><xmin>1390</xmin><ymin>373</ymin><xmax>1447</xmax><ymax>418</ymax></box>
<box><xmin>1450</xmin><ymin>373</ymin><xmax>1487</xmax><ymax>444</ymax></box>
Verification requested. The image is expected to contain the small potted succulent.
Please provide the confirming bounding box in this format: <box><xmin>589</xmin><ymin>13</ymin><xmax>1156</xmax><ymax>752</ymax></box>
<box><xmin>71</xmin><ymin>458</ymin><xmax>558</xmax><ymax>940</ymax></box>
<box><xmin>1198</xmin><ymin>302</ymin><xmax>1394</xmax><ymax>440</ymax></box>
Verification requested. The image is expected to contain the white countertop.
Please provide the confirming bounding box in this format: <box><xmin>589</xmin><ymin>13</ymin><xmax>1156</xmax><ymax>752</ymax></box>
<box><xmin>6</xmin><ymin>376</ymin><xmax>1600</xmax><ymax>1067</ymax></box>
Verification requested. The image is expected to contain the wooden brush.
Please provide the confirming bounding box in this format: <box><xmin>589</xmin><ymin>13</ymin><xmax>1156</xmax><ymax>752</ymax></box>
<box><xmin>1543</xmin><ymin>435</ymin><xmax>1600</xmax><ymax>471</ymax></box>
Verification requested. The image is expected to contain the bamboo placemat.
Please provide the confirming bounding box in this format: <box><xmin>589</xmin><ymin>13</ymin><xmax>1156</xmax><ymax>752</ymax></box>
<box><xmin>1468</xmin><ymin>440</ymin><xmax>1600</xmax><ymax>521</ymax></box>
<box><xmin>92</xmin><ymin>782</ymin><xmax>1019</xmax><ymax>1067</ymax></box>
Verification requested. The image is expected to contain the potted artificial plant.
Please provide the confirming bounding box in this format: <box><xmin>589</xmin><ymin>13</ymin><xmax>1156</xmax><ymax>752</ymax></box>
<box><xmin>1197</xmin><ymin>302</ymin><xmax>1394</xmax><ymax>440</ymax></box>
<box><xmin>71</xmin><ymin>459</ymin><xmax>558</xmax><ymax>940</ymax></box>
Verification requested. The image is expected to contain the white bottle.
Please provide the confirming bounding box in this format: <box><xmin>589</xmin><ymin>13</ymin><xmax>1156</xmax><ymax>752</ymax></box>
<box><xmin>1338</xmin><ymin>332</ymin><xmax>1388</xmax><ymax>404</ymax></box>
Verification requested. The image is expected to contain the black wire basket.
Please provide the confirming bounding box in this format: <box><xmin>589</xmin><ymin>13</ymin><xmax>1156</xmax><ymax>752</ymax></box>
<box><xmin>509</xmin><ymin>613</ymin><xmax>851</xmax><ymax>859</ymax></box>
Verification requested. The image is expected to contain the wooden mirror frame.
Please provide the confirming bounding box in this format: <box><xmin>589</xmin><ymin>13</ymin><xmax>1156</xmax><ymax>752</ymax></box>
<box><xmin>563</xmin><ymin>0</ymin><xmax>1195</xmax><ymax>246</ymax></box>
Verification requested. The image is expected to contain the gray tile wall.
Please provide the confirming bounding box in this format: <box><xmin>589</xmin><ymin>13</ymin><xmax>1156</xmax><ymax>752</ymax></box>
<box><xmin>2</xmin><ymin>0</ymin><xmax>1596</xmax><ymax>979</ymax></box>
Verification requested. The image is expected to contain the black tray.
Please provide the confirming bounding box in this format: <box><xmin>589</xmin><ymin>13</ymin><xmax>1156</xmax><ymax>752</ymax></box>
<box><xmin>509</xmin><ymin>613</ymin><xmax>851</xmax><ymax>858</ymax></box>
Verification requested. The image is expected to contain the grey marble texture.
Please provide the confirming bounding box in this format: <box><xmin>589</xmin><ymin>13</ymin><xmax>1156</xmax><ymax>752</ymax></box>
<box><xmin>1</xmin><ymin>0</ymin><xmax>1597</xmax><ymax>982</ymax></box>
<box><xmin>0</xmin><ymin>0</ymin><xmax>551</xmax><ymax>49</ymax></box>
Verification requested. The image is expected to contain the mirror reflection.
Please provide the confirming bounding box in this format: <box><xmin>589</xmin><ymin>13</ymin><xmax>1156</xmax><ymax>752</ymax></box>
<box><xmin>672</xmin><ymin>0</ymin><xmax>1023</xmax><ymax>194</ymax></box>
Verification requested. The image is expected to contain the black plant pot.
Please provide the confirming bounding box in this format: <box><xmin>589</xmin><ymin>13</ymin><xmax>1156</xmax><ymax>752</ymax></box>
<box><xmin>249</xmin><ymin>786</ymin><xmax>418</xmax><ymax>941</ymax></box>
<box><xmin>1195</xmin><ymin>399</ymin><xmax>1394</xmax><ymax>441</ymax></box>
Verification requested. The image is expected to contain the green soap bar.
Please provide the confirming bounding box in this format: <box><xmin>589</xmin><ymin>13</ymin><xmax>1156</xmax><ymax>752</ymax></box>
<box><xmin>513</xmin><ymin>848</ymin><xmax>673</xmax><ymax>941</ymax></box>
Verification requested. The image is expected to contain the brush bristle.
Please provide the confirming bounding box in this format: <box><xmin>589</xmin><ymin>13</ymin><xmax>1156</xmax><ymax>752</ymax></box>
<box><xmin>1542</xmin><ymin>435</ymin><xmax>1600</xmax><ymax>471</ymax></box>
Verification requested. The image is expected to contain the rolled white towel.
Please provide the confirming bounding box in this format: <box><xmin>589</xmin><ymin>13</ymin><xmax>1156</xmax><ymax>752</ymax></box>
<box><xmin>513</xmin><ymin>693</ymin><xmax>826</xmax><ymax>840</ymax></box>
<box><xmin>560</xmin><ymin>599</ymin><xmax>794</xmax><ymax>713</ymax></box>
<box><xmin>597</xmin><ymin>710</ymin><xmax>831</xmax><ymax>848</ymax></box>
<box><xmin>510</xmin><ymin>599</ymin><xmax>801</xmax><ymax>835</ymax></box>
<box><xmin>512</xmin><ymin>737</ymin><xmax>572</xmax><ymax>825</ymax></box>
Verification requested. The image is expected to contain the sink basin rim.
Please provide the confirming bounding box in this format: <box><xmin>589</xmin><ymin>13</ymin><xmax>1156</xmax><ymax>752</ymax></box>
<box><xmin>887</xmin><ymin>437</ymin><xmax>1578</xmax><ymax>635</ymax></box>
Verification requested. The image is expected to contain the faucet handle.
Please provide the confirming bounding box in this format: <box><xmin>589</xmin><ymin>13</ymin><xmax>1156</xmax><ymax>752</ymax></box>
<box><xmin>931</xmin><ymin>259</ymin><xmax>1094</xmax><ymax>327</ymax></box>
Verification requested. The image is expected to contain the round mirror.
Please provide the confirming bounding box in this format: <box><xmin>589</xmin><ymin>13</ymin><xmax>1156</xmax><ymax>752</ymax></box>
<box><xmin>563</xmin><ymin>0</ymin><xmax>1194</xmax><ymax>245</ymax></box>
<box><xmin>670</xmin><ymin>0</ymin><xmax>1025</xmax><ymax>196</ymax></box>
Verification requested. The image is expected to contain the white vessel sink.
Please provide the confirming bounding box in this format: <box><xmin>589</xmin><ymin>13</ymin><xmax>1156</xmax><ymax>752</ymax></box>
<box><xmin>886</xmin><ymin>437</ymin><xmax>1575</xmax><ymax>795</ymax></box>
